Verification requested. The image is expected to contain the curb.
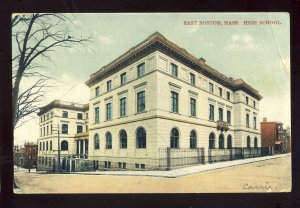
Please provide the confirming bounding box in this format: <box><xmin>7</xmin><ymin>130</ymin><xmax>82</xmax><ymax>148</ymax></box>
<box><xmin>71</xmin><ymin>153</ymin><xmax>290</xmax><ymax>178</ymax></box>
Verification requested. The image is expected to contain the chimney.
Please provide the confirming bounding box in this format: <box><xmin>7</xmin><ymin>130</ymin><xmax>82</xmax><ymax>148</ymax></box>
<box><xmin>198</xmin><ymin>57</ymin><xmax>206</xmax><ymax>64</ymax></box>
<box><xmin>263</xmin><ymin>117</ymin><xmax>267</xmax><ymax>122</ymax></box>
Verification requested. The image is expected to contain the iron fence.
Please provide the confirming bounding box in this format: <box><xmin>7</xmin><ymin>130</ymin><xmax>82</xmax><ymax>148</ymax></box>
<box><xmin>208</xmin><ymin>147</ymin><xmax>273</xmax><ymax>163</ymax></box>
<box><xmin>159</xmin><ymin>148</ymin><xmax>205</xmax><ymax>170</ymax></box>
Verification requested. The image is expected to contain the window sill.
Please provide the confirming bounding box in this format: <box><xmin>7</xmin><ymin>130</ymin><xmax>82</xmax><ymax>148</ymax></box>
<box><xmin>135</xmin><ymin>111</ymin><xmax>147</xmax><ymax>115</ymax></box>
<box><xmin>169</xmin><ymin>111</ymin><xmax>180</xmax><ymax>115</ymax></box>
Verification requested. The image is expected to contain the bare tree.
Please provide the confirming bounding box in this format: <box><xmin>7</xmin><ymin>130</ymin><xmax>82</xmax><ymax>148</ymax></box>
<box><xmin>12</xmin><ymin>13</ymin><xmax>92</xmax><ymax>130</ymax></box>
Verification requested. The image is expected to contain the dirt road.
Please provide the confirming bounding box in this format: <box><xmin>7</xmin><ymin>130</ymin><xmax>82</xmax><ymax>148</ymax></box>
<box><xmin>14</xmin><ymin>155</ymin><xmax>291</xmax><ymax>193</ymax></box>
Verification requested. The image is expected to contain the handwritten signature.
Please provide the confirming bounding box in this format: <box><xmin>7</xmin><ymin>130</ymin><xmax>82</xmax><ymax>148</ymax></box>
<box><xmin>243</xmin><ymin>182</ymin><xmax>277</xmax><ymax>190</ymax></box>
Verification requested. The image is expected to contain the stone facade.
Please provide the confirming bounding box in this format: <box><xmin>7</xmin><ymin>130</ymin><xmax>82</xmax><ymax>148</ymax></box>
<box><xmin>36</xmin><ymin>100</ymin><xmax>89</xmax><ymax>172</ymax></box>
<box><xmin>84</xmin><ymin>32</ymin><xmax>263</xmax><ymax>171</ymax></box>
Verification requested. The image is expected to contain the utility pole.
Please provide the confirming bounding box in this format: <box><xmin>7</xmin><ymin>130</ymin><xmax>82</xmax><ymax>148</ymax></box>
<box><xmin>57</xmin><ymin>123</ymin><xmax>61</xmax><ymax>173</ymax></box>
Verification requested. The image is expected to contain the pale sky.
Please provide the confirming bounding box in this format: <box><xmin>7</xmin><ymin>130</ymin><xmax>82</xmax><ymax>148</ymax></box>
<box><xmin>13</xmin><ymin>13</ymin><xmax>290</xmax><ymax>145</ymax></box>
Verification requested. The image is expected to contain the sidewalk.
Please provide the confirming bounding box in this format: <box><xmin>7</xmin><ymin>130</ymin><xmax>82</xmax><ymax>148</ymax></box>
<box><xmin>74</xmin><ymin>153</ymin><xmax>290</xmax><ymax>178</ymax></box>
<box><xmin>14</xmin><ymin>165</ymin><xmax>37</xmax><ymax>173</ymax></box>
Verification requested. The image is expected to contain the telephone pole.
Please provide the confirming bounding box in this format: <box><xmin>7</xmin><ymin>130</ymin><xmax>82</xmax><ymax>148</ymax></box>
<box><xmin>57</xmin><ymin>123</ymin><xmax>61</xmax><ymax>173</ymax></box>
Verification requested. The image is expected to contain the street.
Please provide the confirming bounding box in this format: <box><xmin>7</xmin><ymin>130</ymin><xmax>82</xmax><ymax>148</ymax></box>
<box><xmin>14</xmin><ymin>155</ymin><xmax>291</xmax><ymax>193</ymax></box>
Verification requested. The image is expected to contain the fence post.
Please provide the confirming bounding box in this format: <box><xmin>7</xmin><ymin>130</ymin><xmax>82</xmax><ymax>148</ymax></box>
<box><xmin>242</xmin><ymin>148</ymin><xmax>245</xmax><ymax>159</ymax></box>
<box><xmin>202</xmin><ymin>148</ymin><xmax>205</xmax><ymax>164</ymax></box>
<box><xmin>166</xmin><ymin>147</ymin><xmax>171</xmax><ymax>171</ymax></box>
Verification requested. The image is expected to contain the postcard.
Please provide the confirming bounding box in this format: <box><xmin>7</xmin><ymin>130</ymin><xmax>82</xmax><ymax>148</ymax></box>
<box><xmin>12</xmin><ymin>12</ymin><xmax>291</xmax><ymax>193</ymax></box>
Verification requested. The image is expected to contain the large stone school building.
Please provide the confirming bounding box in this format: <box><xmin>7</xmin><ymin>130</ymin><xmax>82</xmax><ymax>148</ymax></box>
<box><xmin>37</xmin><ymin>32</ymin><xmax>262</xmax><ymax>171</ymax></box>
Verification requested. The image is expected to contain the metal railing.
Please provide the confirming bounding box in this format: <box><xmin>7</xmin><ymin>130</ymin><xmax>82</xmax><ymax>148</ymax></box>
<box><xmin>208</xmin><ymin>147</ymin><xmax>272</xmax><ymax>163</ymax></box>
<box><xmin>159</xmin><ymin>148</ymin><xmax>205</xmax><ymax>170</ymax></box>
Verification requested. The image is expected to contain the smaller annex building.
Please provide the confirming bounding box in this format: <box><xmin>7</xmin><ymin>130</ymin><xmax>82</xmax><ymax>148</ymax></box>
<box><xmin>36</xmin><ymin>100</ymin><xmax>92</xmax><ymax>172</ymax></box>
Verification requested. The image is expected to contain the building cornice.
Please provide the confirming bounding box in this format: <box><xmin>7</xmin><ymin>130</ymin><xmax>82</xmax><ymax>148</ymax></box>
<box><xmin>37</xmin><ymin>100</ymin><xmax>89</xmax><ymax>116</ymax></box>
<box><xmin>85</xmin><ymin>32</ymin><xmax>262</xmax><ymax>100</ymax></box>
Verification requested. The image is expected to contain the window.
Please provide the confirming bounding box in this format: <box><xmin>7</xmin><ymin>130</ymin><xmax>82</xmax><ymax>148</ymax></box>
<box><xmin>209</xmin><ymin>104</ymin><xmax>214</xmax><ymax>121</ymax></box>
<box><xmin>86</xmin><ymin>113</ymin><xmax>89</xmax><ymax>119</ymax></box>
<box><xmin>171</xmin><ymin>91</ymin><xmax>179</xmax><ymax>113</ymax></box>
<box><xmin>209</xmin><ymin>82</ymin><xmax>214</xmax><ymax>93</ymax></box>
<box><xmin>104</xmin><ymin>161</ymin><xmax>111</xmax><ymax>168</ymax></box>
<box><xmin>227</xmin><ymin>110</ymin><xmax>231</xmax><ymax>124</ymax></box>
<box><xmin>190</xmin><ymin>98</ymin><xmax>196</xmax><ymax>117</ymax></box>
<box><xmin>46</xmin><ymin>141</ymin><xmax>48</xmax><ymax>151</ymax></box>
<box><xmin>120</xmin><ymin>97</ymin><xmax>127</xmax><ymax>117</ymax></box>
<box><xmin>135</xmin><ymin>163</ymin><xmax>139</xmax><ymax>169</ymax></box>
<box><xmin>141</xmin><ymin>164</ymin><xmax>145</xmax><ymax>169</ymax></box>
<box><xmin>227</xmin><ymin>135</ymin><xmax>232</xmax><ymax>149</ymax></box>
<box><xmin>106</xmin><ymin>132</ymin><xmax>112</xmax><ymax>149</ymax></box>
<box><xmin>253</xmin><ymin>116</ymin><xmax>257</xmax><ymax>129</ymax></box>
<box><xmin>209</xmin><ymin>132</ymin><xmax>215</xmax><ymax>149</ymax></box>
<box><xmin>120</xmin><ymin>72</ymin><xmax>127</xmax><ymax>85</ymax></box>
<box><xmin>46</xmin><ymin>126</ymin><xmax>49</xmax><ymax>135</ymax></box>
<box><xmin>190</xmin><ymin>73</ymin><xmax>195</xmax><ymax>85</ymax></box>
<box><xmin>50</xmin><ymin>141</ymin><xmax>52</xmax><ymax>150</ymax></box>
<box><xmin>62</xmin><ymin>124</ymin><xmax>68</xmax><ymax>134</ymax></box>
<box><xmin>219</xmin><ymin>87</ymin><xmax>222</xmax><ymax>97</ymax></box>
<box><xmin>246</xmin><ymin>114</ymin><xmax>250</xmax><ymax>128</ymax></box>
<box><xmin>170</xmin><ymin>128</ymin><xmax>179</xmax><ymax>148</ymax></box>
<box><xmin>137</xmin><ymin>91</ymin><xmax>145</xmax><ymax>113</ymax></box>
<box><xmin>247</xmin><ymin>136</ymin><xmax>251</xmax><ymax>148</ymax></box>
<box><xmin>253</xmin><ymin>100</ymin><xmax>256</xmax><ymax>109</ymax></box>
<box><xmin>190</xmin><ymin>130</ymin><xmax>197</xmax><ymax>149</ymax></box>
<box><xmin>119</xmin><ymin>130</ymin><xmax>127</xmax><ymax>149</ymax></box>
<box><xmin>61</xmin><ymin>140</ymin><xmax>68</xmax><ymax>151</ymax></box>
<box><xmin>137</xmin><ymin>63</ymin><xmax>145</xmax><ymax>77</ymax></box>
<box><xmin>62</xmin><ymin>111</ymin><xmax>68</xmax><ymax>118</ymax></box>
<box><xmin>39</xmin><ymin>142</ymin><xmax>42</xmax><ymax>151</ymax></box>
<box><xmin>106</xmin><ymin>103</ymin><xmax>112</xmax><ymax>120</ymax></box>
<box><xmin>43</xmin><ymin>142</ymin><xmax>45</xmax><ymax>151</ymax></box>
<box><xmin>136</xmin><ymin>127</ymin><xmax>146</xmax><ymax>148</ymax></box>
<box><xmin>218</xmin><ymin>108</ymin><xmax>223</xmax><ymax>121</ymax></box>
<box><xmin>94</xmin><ymin>133</ymin><xmax>99</xmax><ymax>149</ymax></box>
<box><xmin>227</xmin><ymin>92</ymin><xmax>230</xmax><ymax>100</ymax></box>
<box><xmin>77</xmin><ymin>125</ymin><xmax>83</xmax><ymax>133</ymax></box>
<box><xmin>50</xmin><ymin>124</ymin><xmax>52</xmax><ymax>135</ymax></box>
<box><xmin>43</xmin><ymin>127</ymin><xmax>45</xmax><ymax>136</ymax></box>
<box><xmin>122</xmin><ymin>163</ymin><xmax>126</xmax><ymax>169</ymax></box>
<box><xmin>246</xmin><ymin>96</ymin><xmax>249</xmax><ymax>105</ymax></box>
<box><xmin>219</xmin><ymin>134</ymin><xmax>224</xmax><ymax>149</ymax></box>
<box><xmin>95</xmin><ymin>86</ymin><xmax>100</xmax><ymax>97</ymax></box>
<box><xmin>171</xmin><ymin>63</ymin><xmax>178</xmax><ymax>77</ymax></box>
<box><xmin>107</xmin><ymin>80</ymin><xmax>112</xmax><ymax>92</ymax></box>
<box><xmin>77</xmin><ymin>113</ymin><xmax>83</xmax><ymax>119</ymax></box>
<box><xmin>40</xmin><ymin>128</ymin><xmax>42</xmax><ymax>137</ymax></box>
<box><xmin>254</xmin><ymin>137</ymin><xmax>258</xmax><ymax>148</ymax></box>
<box><xmin>95</xmin><ymin>107</ymin><xmax>100</xmax><ymax>123</ymax></box>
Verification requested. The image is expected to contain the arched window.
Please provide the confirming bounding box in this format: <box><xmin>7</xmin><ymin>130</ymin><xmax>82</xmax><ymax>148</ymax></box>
<box><xmin>209</xmin><ymin>132</ymin><xmax>215</xmax><ymax>149</ymax></box>
<box><xmin>106</xmin><ymin>132</ymin><xmax>112</xmax><ymax>149</ymax></box>
<box><xmin>61</xmin><ymin>140</ymin><xmax>68</xmax><ymax>151</ymax></box>
<box><xmin>254</xmin><ymin>137</ymin><xmax>258</xmax><ymax>148</ymax></box>
<box><xmin>136</xmin><ymin>127</ymin><xmax>146</xmax><ymax>148</ymax></box>
<box><xmin>247</xmin><ymin>136</ymin><xmax>251</xmax><ymax>148</ymax></box>
<box><xmin>119</xmin><ymin>130</ymin><xmax>127</xmax><ymax>149</ymax></box>
<box><xmin>170</xmin><ymin>128</ymin><xmax>179</xmax><ymax>148</ymax></box>
<box><xmin>46</xmin><ymin>141</ymin><xmax>48</xmax><ymax>151</ymax></box>
<box><xmin>227</xmin><ymin>135</ymin><xmax>232</xmax><ymax>149</ymax></box>
<box><xmin>94</xmin><ymin>133</ymin><xmax>100</xmax><ymax>149</ymax></box>
<box><xmin>219</xmin><ymin>134</ymin><xmax>224</xmax><ymax>149</ymax></box>
<box><xmin>190</xmin><ymin>130</ymin><xmax>197</xmax><ymax>149</ymax></box>
<box><xmin>50</xmin><ymin>141</ymin><xmax>52</xmax><ymax>150</ymax></box>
